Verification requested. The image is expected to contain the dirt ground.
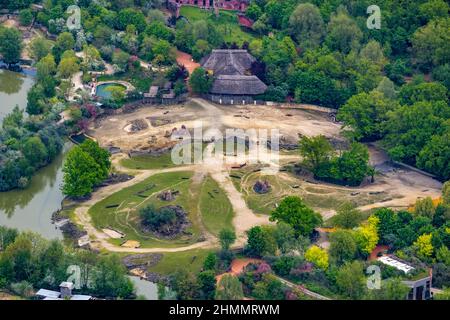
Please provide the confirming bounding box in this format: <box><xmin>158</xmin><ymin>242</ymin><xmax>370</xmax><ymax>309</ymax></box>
<box><xmin>80</xmin><ymin>98</ymin><xmax>442</xmax><ymax>253</ymax></box>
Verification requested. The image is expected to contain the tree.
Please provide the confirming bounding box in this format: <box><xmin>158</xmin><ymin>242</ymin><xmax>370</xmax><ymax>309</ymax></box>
<box><xmin>79</xmin><ymin>139</ymin><xmax>111</xmax><ymax>181</ymax></box>
<box><xmin>189</xmin><ymin>67</ymin><xmax>213</xmax><ymax>94</ymax></box>
<box><xmin>53</xmin><ymin>32</ymin><xmax>75</xmax><ymax>59</ymax></box>
<box><xmin>112</xmin><ymin>49</ymin><xmax>130</xmax><ymax>72</ymax></box>
<box><xmin>0</xmin><ymin>27</ymin><xmax>23</xmax><ymax>66</ymax></box>
<box><xmin>171</xmin><ymin>270</ymin><xmax>200</xmax><ymax>300</ymax></box>
<box><xmin>329</xmin><ymin>230</ymin><xmax>357</xmax><ymax>264</ymax></box>
<box><xmin>29</xmin><ymin>37</ymin><xmax>54</xmax><ymax>61</ymax></box>
<box><xmin>375</xmin><ymin>77</ymin><xmax>397</xmax><ymax>100</ymax></box>
<box><xmin>414</xmin><ymin>233</ymin><xmax>434</xmax><ymax>259</ymax></box>
<box><xmin>335</xmin><ymin>261</ymin><xmax>366</xmax><ymax>299</ymax></box>
<box><xmin>338</xmin><ymin>91</ymin><xmax>396</xmax><ymax>141</ymax></box>
<box><xmin>443</xmin><ymin>181</ymin><xmax>450</xmax><ymax>206</ymax></box>
<box><xmin>305</xmin><ymin>245</ymin><xmax>329</xmax><ymax>270</ymax></box>
<box><xmin>58</xmin><ymin>56</ymin><xmax>79</xmax><ymax>79</ymax></box>
<box><xmin>203</xmin><ymin>252</ymin><xmax>217</xmax><ymax>271</ymax></box>
<box><xmin>26</xmin><ymin>84</ymin><xmax>46</xmax><ymax>115</ymax></box>
<box><xmin>117</xmin><ymin>8</ymin><xmax>146</xmax><ymax>33</ymax></box>
<box><xmin>36</xmin><ymin>54</ymin><xmax>57</xmax><ymax>80</ymax></box>
<box><xmin>270</xmin><ymin>196</ymin><xmax>322</xmax><ymax>237</ymax></box>
<box><xmin>21</xmin><ymin>136</ymin><xmax>48</xmax><ymax>169</ymax></box>
<box><xmin>414</xmin><ymin>197</ymin><xmax>435</xmax><ymax>218</ymax></box>
<box><xmin>246</xmin><ymin>226</ymin><xmax>276</xmax><ymax>257</ymax></box>
<box><xmin>299</xmin><ymin>135</ymin><xmax>333</xmax><ymax>171</ymax></box>
<box><xmin>19</xmin><ymin>9</ymin><xmax>33</xmax><ymax>26</ymax></box>
<box><xmin>434</xmin><ymin>287</ymin><xmax>450</xmax><ymax>300</ymax></box>
<box><xmin>62</xmin><ymin>146</ymin><xmax>101</xmax><ymax>198</ymax></box>
<box><xmin>420</xmin><ymin>0</ymin><xmax>450</xmax><ymax>21</ymax></box>
<box><xmin>289</xmin><ymin>3</ymin><xmax>324</xmax><ymax>49</ymax></box>
<box><xmin>325</xmin><ymin>10</ymin><xmax>362</xmax><ymax>54</ymax></box>
<box><xmin>198</xmin><ymin>270</ymin><xmax>216</xmax><ymax>300</ymax></box>
<box><xmin>360</xmin><ymin>40</ymin><xmax>386</xmax><ymax>67</ymax></box>
<box><xmin>367</xmin><ymin>278</ymin><xmax>410</xmax><ymax>300</ymax></box>
<box><xmin>91</xmin><ymin>255</ymin><xmax>134</xmax><ymax>298</ymax></box>
<box><xmin>219</xmin><ymin>229</ymin><xmax>236</xmax><ymax>252</ymax></box>
<box><xmin>412</xmin><ymin>18</ymin><xmax>450</xmax><ymax>70</ymax></box>
<box><xmin>253</xmin><ymin>273</ymin><xmax>285</xmax><ymax>300</ymax></box>
<box><xmin>331</xmin><ymin>202</ymin><xmax>363</xmax><ymax>229</ymax></box>
<box><xmin>215</xmin><ymin>274</ymin><xmax>244</xmax><ymax>300</ymax></box>
<box><xmin>355</xmin><ymin>216</ymin><xmax>379</xmax><ymax>255</ymax></box>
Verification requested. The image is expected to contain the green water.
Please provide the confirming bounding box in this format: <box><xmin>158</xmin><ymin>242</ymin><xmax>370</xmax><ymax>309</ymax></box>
<box><xmin>0</xmin><ymin>70</ymin><xmax>34</xmax><ymax>123</ymax></box>
<box><xmin>96</xmin><ymin>83</ymin><xmax>126</xmax><ymax>99</ymax></box>
<box><xmin>0</xmin><ymin>143</ymin><xmax>72</xmax><ymax>239</ymax></box>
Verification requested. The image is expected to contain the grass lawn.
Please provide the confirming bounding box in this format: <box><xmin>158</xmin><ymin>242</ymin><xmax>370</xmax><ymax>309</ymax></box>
<box><xmin>199</xmin><ymin>175</ymin><xmax>234</xmax><ymax>236</ymax></box>
<box><xmin>179</xmin><ymin>6</ymin><xmax>257</xmax><ymax>45</ymax></box>
<box><xmin>89</xmin><ymin>171</ymin><xmax>206</xmax><ymax>248</ymax></box>
<box><xmin>148</xmin><ymin>249</ymin><xmax>214</xmax><ymax>274</ymax></box>
<box><xmin>120</xmin><ymin>153</ymin><xmax>179</xmax><ymax>170</ymax></box>
<box><xmin>231</xmin><ymin>165</ymin><xmax>388</xmax><ymax>215</ymax></box>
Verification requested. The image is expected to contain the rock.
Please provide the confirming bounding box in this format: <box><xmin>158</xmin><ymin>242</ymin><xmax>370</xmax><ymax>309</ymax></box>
<box><xmin>158</xmin><ymin>190</ymin><xmax>176</xmax><ymax>201</ymax></box>
<box><xmin>254</xmin><ymin>180</ymin><xmax>271</xmax><ymax>194</ymax></box>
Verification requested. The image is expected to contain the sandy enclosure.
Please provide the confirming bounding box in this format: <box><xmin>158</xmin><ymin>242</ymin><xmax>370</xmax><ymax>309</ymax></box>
<box><xmin>89</xmin><ymin>98</ymin><xmax>442</xmax><ymax>214</ymax></box>
<box><xmin>88</xmin><ymin>99</ymin><xmax>343</xmax><ymax>153</ymax></box>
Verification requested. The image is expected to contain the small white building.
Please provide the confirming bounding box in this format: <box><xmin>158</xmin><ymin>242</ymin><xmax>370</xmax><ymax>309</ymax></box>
<box><xmin>36</xmin><ymin>282</ymin><xmax>92</xmax><ymax>301</ymax></box>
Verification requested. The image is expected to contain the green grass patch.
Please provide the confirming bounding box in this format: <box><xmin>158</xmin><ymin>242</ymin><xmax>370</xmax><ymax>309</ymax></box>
<box><xmin>89</xmin><ymin>171</ymin><xmax>206</xmax><ymax>248</ymax></box>
<box><xmin>199</xmin><ymin>175</ymin><xmax>234</xmax><ymax>236</ymax></box>
<box><xmin>120</xmin><ymin>153</ymin><xmax>179</xmax><ymax>170</ymax></box>
<box><xmin>148</xmin><ymin>249</ymin><xmax>214</xmax><ymax>274</ymax></box>
<box><xmin>179</xmin><ymin>6</ymin><xmax>257</xmax><ymax>45</ymax></box>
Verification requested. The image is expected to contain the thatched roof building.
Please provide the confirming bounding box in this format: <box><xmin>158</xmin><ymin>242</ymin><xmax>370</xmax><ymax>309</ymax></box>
<box><xmin>201</xmin><ymin>49</ymin><xmax>267</xmax><ymax>103</ymax></box>
<box><xmin>211</xmin><ymin>75</ymin><xmax>267</xmax><ymax>96</ymax></box>
<box><xmin>201</xmin><ymin>49</ymin><xmax>255</xmax><ymax>76</ymax></box>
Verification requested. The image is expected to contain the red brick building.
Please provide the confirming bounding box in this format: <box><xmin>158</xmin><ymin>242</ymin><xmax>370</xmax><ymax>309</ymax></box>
<box><xmin>168</xmin><ymin>0</ymin><xmax>249</xmax><ymax>12</ymax></box>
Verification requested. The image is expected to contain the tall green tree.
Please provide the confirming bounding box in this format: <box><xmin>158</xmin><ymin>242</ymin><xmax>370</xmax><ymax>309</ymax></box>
<box><xmin>289</xmin><ymin>3</ymin><xmax>324</xmax><ymax>49</ymax></box>
<box><xmin>215</xmin><ymin>274</ymin><xmax>244</xmax><ymax>300</ymax></box>
<box><xmin>0</xmin><ymin>27</ymin><xmax>23</xmax><ymax>66</ymax></box>
<box><xmin>270</xmin><ymin>196</ymin><xmax>322</xmax><ymax>237</ymax></box>
<box><xmin>189</xmin><ymin>67</ymin><xmax>213</xmax><ymax>94</ymax></box>
<box><xmin>62</xmin><ymin>146</ymin><xmax>100</xmax><ymax>198</ymax></box>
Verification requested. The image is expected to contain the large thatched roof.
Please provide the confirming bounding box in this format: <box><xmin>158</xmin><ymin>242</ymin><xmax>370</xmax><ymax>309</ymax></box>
<box><xmin>201</xmin><ymin>49</ymin><xmax>256</xmax><ymax>76</ymax></box>
<box><xmin>210</xmin><ymin>75</ymin><xmax>267</xmax><ymax>96</ymax></box>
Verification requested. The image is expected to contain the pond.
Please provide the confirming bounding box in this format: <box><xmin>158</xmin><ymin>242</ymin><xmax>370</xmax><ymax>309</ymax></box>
<box><xmin>0</xmin><ymin>143</ymin><xmax>72</xmax><ymax>239</ymax></box>
<box><xmin>128</xmin><ymin>276</ymin><xmax>159</xmax><ymax>300</ymax></box>
<box><xmin>95</xmin><ymin>83</ymin><xmax>126</xmax><ymax>100</ymax></box>
<box><xmin>0</xmin><ymin>69</ymin><xmax>35</xmax><ymax>124</ymax></box>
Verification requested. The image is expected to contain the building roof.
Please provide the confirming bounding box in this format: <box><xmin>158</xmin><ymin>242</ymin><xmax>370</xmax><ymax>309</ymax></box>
<box><xmin>144</xmin><ymin>86</ymin><xmax>159</xmax><ymax>98</ymax></box>
<box><xmin>162</xmin><ymin>90</ymin><xmax>176</xmax><ymax>99</ymax></box>
<box><xmin>201</xmin><ymin>49</ymin><xmax>256</xmax><ymax>76</ymax></box>
<box><xmin>210</xmin><ymin>75</ymin><xmax>267</xmax><ymax>96</ymax></box>
<box><xmin>36</xmin><ymin>289</ymin><xmax>60</xmax><ymax>299</ymax></box>
<box><xmin>60</xmin><ymin>282</ymin><xmax>75</xmax><ymax>290</ymax></box>
<box><xmin>378</xmin><ymin>256</ymin><xmax>415</xmax><ymax>274</ymax></box>
<box><xmin>71</xmin><ymin>295</ymin><xmax>92</xmax><ymax>300</ymax></box>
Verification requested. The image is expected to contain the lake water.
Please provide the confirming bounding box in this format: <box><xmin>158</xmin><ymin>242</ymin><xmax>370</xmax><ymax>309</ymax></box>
<box><xmin>0</xmin><ymin>143</ymin><xmax>72</xmax><ymax>239</ymax></box>
<box><xmin>128</xmin><ymin>276</ymin><xmax>159</xmax><ymax>300</ymax></box>
<box><xmin>0</xmin><ymin>69</ymin><xmax>34</xmax><ymax>124</ymax></box>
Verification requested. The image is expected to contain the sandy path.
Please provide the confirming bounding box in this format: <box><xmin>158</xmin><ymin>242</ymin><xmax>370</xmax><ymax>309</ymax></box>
<box><xmin>176</xmin><ymin>50</ymin><xmax>200</xmax><ymax>75</ymax></box>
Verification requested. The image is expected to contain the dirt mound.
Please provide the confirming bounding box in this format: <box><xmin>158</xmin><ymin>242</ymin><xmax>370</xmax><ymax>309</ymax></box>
<box><xmin>124</xmin><ymin>119</ymin><xmax>148</xmax><ymax>132</ymax></box>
